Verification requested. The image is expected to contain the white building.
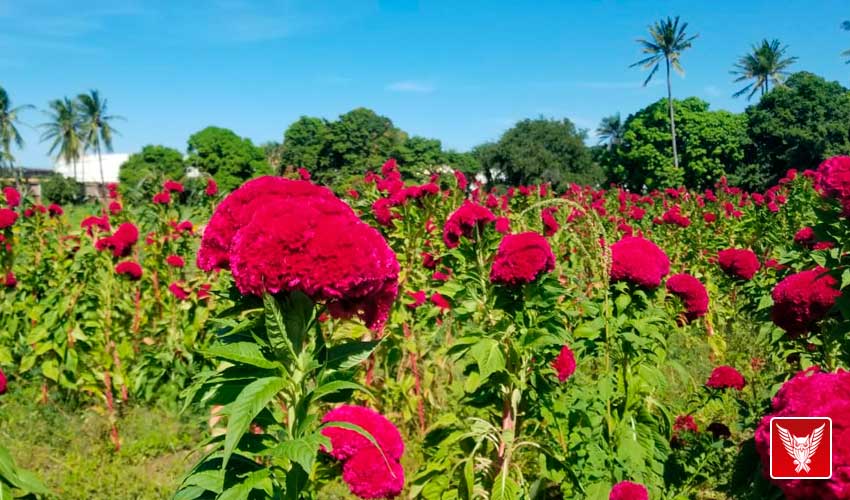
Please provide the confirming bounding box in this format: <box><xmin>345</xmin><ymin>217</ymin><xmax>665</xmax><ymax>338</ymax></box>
<box><xmin>53</xmin><ymin>153</ymin><xmax>130</xmax><ymax>184</ymax></box>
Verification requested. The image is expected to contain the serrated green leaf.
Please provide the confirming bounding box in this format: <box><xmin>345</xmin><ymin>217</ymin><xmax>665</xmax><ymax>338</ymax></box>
<box><xmin>267</xmin><ymin>434</ymin><xmax>326</xmax><ymax>472</ymax></box>
<box><xmin>202</xmin><ymin>342</ymin><xmax>280</xmax><ymax>370</ymax></box>
<box><xmin>221</xmin><ymin>375</ymin><xmax>287</xmax><ymax>471</ymax></box>
<box><xmin>324</xmin><ymin>340</ymin><xmax>379</xmax><ymax>371</ymax></box>
<box><xmin>470</xmin><ymin>338</ymin><xmax>505</xmax><ymax>381</ymax></box>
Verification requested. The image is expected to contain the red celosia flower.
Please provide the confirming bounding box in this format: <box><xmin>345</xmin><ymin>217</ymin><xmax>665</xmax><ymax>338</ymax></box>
<box><xmin>3</xmin><ymin>187</ymin><xmax>20</xmax><ymax>208</ymax></box>
<box><xmin>152</xmin><ymin>191</ymin><xmax>170</xmax><ymax>204</ymax></box>
<box><xmin>541</xmin><ymin>207</ymin><xmax>560</xmax><ymax>236</ymax></box>
<box><xmin>794</xmin><ymin>226</ymin><xmax>816</xmax><ymax>247</ymax></box>
<box><xmin>453</xmin><ymin>170</ymin><xmax>468</xmax><ymax>191</ymax></box>
<box><xmin>490</xmin><ymin>232</ymin><xmax>555</xmax><ymax>286</ymax></box>
<box><xmin>197</xmin><ymin>283</ymin><xmax>212</xmax><ymax>300</ymax></box>
<box><xmin>661</xmin><ymin>205</ymin><xmax>691</xmax><ymax>227</ymax></box>
<box><xmin>108</xmin><ymin>201</ymin><xmax>122</xmax><ymax>215</ymax></box>
<box><xmin>0</xmin><ymin>208</ymin><xmax>17</xmax><ymax>229</ymax></box>
<box><xmin>703</xmin><ymin>212</ymin><xmax>716</xmax><ymax>223</ymax></box>
<box><xmin>297</xmin><ymin>167</ymin><xmax>311</xmax><ymax>181</ymax></box>
<box><xmin>432</xmin><ymin>270</ymin><xmax>450</xmax><ymax>281</ymax></box>
<box><xmin>165</xmin><ymin>255</ymin><xmax>185</xmax><ymax>268</ymax></box>
<box><xmin>430</xmin><ymin>292</ymin><xmax>450</xmax><ymax>311</ymax></box>
<box><xmin>198</xmin><ymin>177</ymin><xmax>399</xmax><ymax>330</ymax></box>
<box><xmin>174</xmin><ymin>220</ymin><xmax>194</xmax><ymax>234</ymax></box>
<box><xmin>321</xmin><ymin>405</ymin><xmax>405</xmax><ymax>461</ymax></box>
<box><xmin>372</xmin><ymin>198</ymin><xmax>397</xmax><ymax>226</ymax></box>
<box><xmin>163</xmin><ymin>180</ymin><xmax>184</xmax><ymax>193</ymax></box>
<box><xmin>81</xmin><ymin>215</ymin><xmax>110</xmax><ymax>235</ymax></box>
<box><xmin>23</xmin><ymin>209</ymin><xmax>33</xmax><ymax>218</ymax></box>
<box><xmin>816</xmin><ymin>155</ymin><xmax>850</xmax><ymax>202</ymax></box>
<box><xmin>2</xmin><ymin>272</ymin><xmax>16</xmax><ymax>288</ymax></box>
<box><xmin>674</xmin><ymin>415</ymin><xmax>698</xmax><ymax>434</ymax></box>
<box><xmin>666</xmin><ymin>273</ymin><xmax>709</xmax><ymax>321</ymax></box>
<box><xmin>494</xmin><ymin>217</ymin><xmax>510</xmax><ymax>234</ymax></box>
<box><xmin>405</xmin><ymin>290</ymin><xmax>426</xmax><ymax>309</ymax></box>
<box><xmin>706</xmin><ymin>365</ymin><xmax>746</xmax><ymax>390</ymax></box>
<box><xmin>771</xmin><ymin>267</ymin><xmax>840</xmax><ymax>336</ymax></box>
<box><xmin>341</xmin><ymin>447</ymin><xmax>405</xmax><ymax>499</ymax></box>
<box><xmin>48</xmin><ymin>204</ymin><xmax>63</xmax><ymax>216</ymax></box>
<box><xmin>814</xmin><ymin>241</ymin><xmax>835</xmax><ymax>251</ymax></box>
<box><xmin>205</xmin><ymin>178</ymin><xmax>218</xmax><ymax>196</ymax></box>
<box><xmin>97</xmin><ymin>222</ymin><xmax>139</xmax><ymax>258</ymax></box>
<box><xmin>755</xmin><ymin>368</ymin><xmax>850</xmax><ymax>500</ymax></box>
<box><xmin>610</xmin><ymin>236</ymin><xmax>670</xmax><ymax>288</ymax></box>
<box><xmin>115</xmin><ymin>261</ymin><xmax>143</xmax><ymax>280</ymax></box>
<box><xmin>552</xmin><ymin>345</ymin><xmax>576</xmax><ymax>382</ymax></box>
<box><xmin>609</xmin><ymin>481</ymin><xmax>648</xmax><ymax>500</ymax></box>
<box><xmin>168</xmin><ymin>282</ymin><xmax>191</xmax><ymax>301</ymax></box>
<box><xmin>347</xmin><ymin>189</ymin><xmax>360</xmax><ymax>200</ymax></box>
<box><xmin>443</xmin><ymin>200</ymin><xmax>495</xmax><ymax>248</ymax></box>
<box><xmin>421</xmin><ymin>252</ymin><xmax>438</xmax><ymax>269</ymax></box>
<box><xmin>0</xmin><ymin>368</ymin><xmax>6</xmax><ymax>394</ymax></box>
<box><xmin>717</xmin><ymin>248</ymin><xmax>760</xmax><ymax>280</ymax></box>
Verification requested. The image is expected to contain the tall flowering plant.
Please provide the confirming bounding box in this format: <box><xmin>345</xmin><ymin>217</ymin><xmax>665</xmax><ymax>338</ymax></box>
<box><xmin>177</xmin><ymin>177</ymin><xmax>405</xmax><ymax>498</ymax></box>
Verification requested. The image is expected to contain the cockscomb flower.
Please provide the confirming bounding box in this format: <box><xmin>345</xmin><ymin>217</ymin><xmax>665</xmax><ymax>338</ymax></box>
<box><xmin>610</xmin><ymin>236</ymin><xmax>670</xmax><ymax>289</ymax></box>
<box><xmin>321</xmin><ymin>405</ymin><xmax>405</xmax><ymax>462</ymax></box>
<box><xmin>552</xmin><ymin>345</ymin><xmax>576</xmax><ymax>382</ymax></box>
<box><xmin>152</xmin><ymin>191</ymin><xmax>171</xmax><ymax>204</ymax></box>
<box><xmin>96</xmin><ymin>222</ymin><xmax>139</xmax><ymax>258</ymax></box>
<box><xmin>205</xmin><ymin>178</ymin><xmax>218</xmax><ymax>196</ymax></box>
<box><xmin>165</xmin><ymin>255</ymin><xmax>185</xmax><ymax>268</ymax></box>
<box><xmin>442</xmin><ymin>200</ymin><xmax>495</xmax><ymax>248</ymax></box>
<box><xmin>666</xmin><ymin>273</ymin><xmax>709</xmax><ymax>321</ymax></box>
<box><xmin>771</xmin><ymin>267</ymin><xmax>840</xmax><ymax>336</ymax></box>
<box><xmin>81</xmin><ymin>215</ymin><xmax>110</xmax><ymax>235</ymax></box>
<box><xmin>717</xmin><ymin>248</ymin><xmax>760</xmax><ymax>280</ymax></box>
<box><xmin>816</xmin><ymin>155</ymin><xmax>850</xmax><ymax>203</ymax></box>
<box><xmin>541</xmin><ymin>207</ymin><xmax>560</xmax><ymax>236</ymax></box>
<box><xmin>490</xmin><ymin>232</ymin><xmax>555</xmax><ymax>286</ymax></box>
<box><xmin>2</xmin><ymin>272</ymin><xmax>16</xmax><ymax>288</ymax></box>
<box><xmin>405</xmin><ymin>290</ymin><xmax>426</xmax><ymax>309</ymax></box>
<box><xmin>0</xmin><ymin>208</ymin><xmax>17</xmax><ymax>229</ymax></box>
<box><xmin>48</xmin><ymin>204</ymin><xmax>63</xmax><ymax>216</ymax></box>
<box><xmin>108</xmin><ymin>201</ymin><xmax>122</xmax><ymax>215</ymax></box>
<box><xmin>297</xmin><ymin>167</ymin><xmax>311</xmax><ymax>181</ymax></box>
<box><xmin>3</xmin><ymin>187</ymin><xmax>20</xmax><ymax>208</ymax></box>
<box><xmin>341</xmin><ymin>446</ymin><xmax>405</xmax><ymax>499</ymax></box>
<box><xmin>430</xmin><ymin>292</ymin><xmax>450</xmax><ymax>312</ymax></box>
<box><xmin>755</xmin><ymin>367</ymin><xmax>850</xmax><ymax>500</ymax></box>
<box><xmin>163</xmin><ymin>180</ymin><xmax>184</xmax><ymax>193</ymax></box>
<box><xmin>115</xmin><ymin>261</ymin><xmax>143</xmax><ymax>280</ymax></box>
<box><xmin>494</xmin><ymin>217</ymin><xmax>510</xmax><ymax>234</ymax></box>
<box><xmin>706</xmin><ymin>365</ymin><xmax>746</xmax><ymax>390</ymax></box>
<box><xmin>168</xmin><ymin>282</ymin><xmax>191</xmax><ymax>301</ymax></box>
<box><xmin>609</xmin><ymin>481</ymin><xmax>648</xmax><ymax>500</ymax></box>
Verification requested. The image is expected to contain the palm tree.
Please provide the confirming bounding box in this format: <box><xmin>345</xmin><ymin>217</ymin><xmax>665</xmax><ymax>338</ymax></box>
<box><xmin>596</xmin><ymin>113</ymin><xmax>625</xmax><ymax>150</ymax></box>
<box><xmin>76</xmin><ymin>90</ymin><xmax>121</xmax><ymax>195</ymax></box>
<box><xmin>842</xmin><ymin>21</ymin><xmax>850</xmax><ymax>64</ymax></box>
<box><xmin>630</xmin><ymin>16</ymin><xmax>697</xmax><ymax>170</ymax></box>
<box><xmin>40</xmin><ymin>97</ymin><xmax>84</xmax><ymax>183</ymax></box>
<box><xmin>731</xmin><ymin>39</ymin><xmax>798</xmax><ymax>99</ymax></box>
<box><xmin>0</xmin><ymin>86</ymin><xmax>33</xmax><ymax>186</ymax></box>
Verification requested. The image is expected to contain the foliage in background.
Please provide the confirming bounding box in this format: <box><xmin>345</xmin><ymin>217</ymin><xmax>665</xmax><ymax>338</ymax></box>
<box><xmin>40</xmin><ymin>173</ymin><xmax>83</xmax><ymax>205</ymax></box>
<box><xmin>118</xmin><ymin>145</ymin><xmax>186</xmax><ymax>201</ymax></box>
<box><xmin>186</xmin><ymin>126</ymin><xmax>271</xmax><ymax>192</ymax></box>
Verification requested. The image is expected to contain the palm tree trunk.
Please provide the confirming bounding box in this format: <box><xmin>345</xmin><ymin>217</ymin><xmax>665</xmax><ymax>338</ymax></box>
<box><xmin>97</xmin><ymin>145</ymin><xmax>106</xmax><ymax>200</ymax></box>
<box><xmin>665</xmin><ymin>58</ymin><xmax>679</xmax><ymax>170</ymax></box>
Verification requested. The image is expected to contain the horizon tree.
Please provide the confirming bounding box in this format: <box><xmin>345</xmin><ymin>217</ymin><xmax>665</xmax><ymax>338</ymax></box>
<box><xmin>596</xmin><ymin>113</ymin><xmax>625</xmax><ymax>150</ymax></box>
<box><xmin>0</xmin><ymin>86</ymin><xmax>33</xmax><ymax>187</ymax></box>
<box><xmin>630</xmin><ymin>15</ymin><xmax>698</xmax><ymax>170</ymax></box>
<box><xmin>77</xmin><ymin>90</ymin><xmax>121</xmax><ymax>195</ymax></box>
<box><xmin>731</xmin><ymin>39</ymin><xmax>798</xmax><ymax>99</ymax></box>
<box><xmin>40</xmin><ymin>97</ymin><xmax>84</xmax><ymax>184</ymax></box>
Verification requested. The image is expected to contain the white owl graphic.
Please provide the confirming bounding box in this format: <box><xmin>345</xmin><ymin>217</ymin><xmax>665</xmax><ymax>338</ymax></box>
<box><xmin>776</xmin><ymin>423</ymin><xmax>826</xmax><ymax>473</ymax></box>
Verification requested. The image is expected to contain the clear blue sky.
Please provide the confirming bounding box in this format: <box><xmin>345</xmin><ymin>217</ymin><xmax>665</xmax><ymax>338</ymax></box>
<box><xmin>3</xmin><ymin>0</ymin><xmax>849</xmax><ymax>167</ymax></box>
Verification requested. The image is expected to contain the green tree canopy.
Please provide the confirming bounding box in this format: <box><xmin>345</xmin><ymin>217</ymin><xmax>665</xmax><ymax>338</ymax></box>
<box><xmin>609</xmin><ymin>97</ymin><xmax>748</xmax><ymax>190</ymax></box>
<box><xmin>745</xmin><ymin>71</ymin><xmax>850</xmax><ymax>185</ymax></box>
<box><xmin>478</xmin><ymin>117</ymin><xmax>601</xmax><ymax>190</ymax></box>
<box><xmin>118</xmin><ymin>145</ymin><xmax>186</xmax><ymax>200</ymax></box>
<box><xmin>280</xmin><ymin>116</ymin><xmax>330</xmax><ymax>173</ymax></box>
<box><xmin>394</xmin><ymin>136</ymin><xmax>444</xmax><ymax>177</ymax></box>
<box><xmin>322</xmin><ymin>108</ymin><xmax>407</xmax><ymax>183</ymax></box>
<box><xmin>187</xmin><ymin>126</ymin><xmax>271</xmax><ymax>192</ymax></box>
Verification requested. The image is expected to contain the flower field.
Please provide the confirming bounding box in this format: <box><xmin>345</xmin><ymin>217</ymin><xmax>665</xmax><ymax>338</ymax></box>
<box><xmin>0</xmin><ymin>157</ymin><xmax>849</xmax><ymax>499</ymax></box>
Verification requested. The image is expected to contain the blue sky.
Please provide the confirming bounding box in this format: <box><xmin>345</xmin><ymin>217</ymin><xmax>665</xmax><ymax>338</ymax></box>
<box><xmin>3</xmin><ymin>0</ymin><xmax>849</xmax><ymax>167</ymax></box>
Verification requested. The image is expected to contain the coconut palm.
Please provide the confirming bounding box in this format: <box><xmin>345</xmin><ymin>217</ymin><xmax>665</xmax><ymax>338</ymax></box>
<box><xmin>596</xmin><ymin>113</ymin><xmax>625</xmax><ymax>150</ymax></box>
<box><xmin>630</xmin><ymin>16</ymin><xmax>698</xmax><ymax>170</ymax></box>
<box><xmin>731</xmin><ymin>39</ymin><xmax>798</xmax><ymax>99</ymax></box>
<box><xmin>76</xmin><ymin>90</ymin><xmax>121</xmax><ymax>195</ymax></box>
<box><xmin>0</xmin><ymin>86</ymin><xmax>33</xmax><ymax>185</ymax></box>
<box><xmin>843</xmin><ymin>21</ymin><xmax>850</xmax><ymax>64</ymax></box>
<box><xmin>40</xmin><ymin>97</ymin><xmax>84</xmax><ymax>183</ymax></box>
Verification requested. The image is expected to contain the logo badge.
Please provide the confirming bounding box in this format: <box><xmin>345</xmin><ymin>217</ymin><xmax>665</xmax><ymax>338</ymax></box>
<box><xmin>770</xmin><ymin>417</ymin><xmax>832</xmax><ymax>479</ymax></box>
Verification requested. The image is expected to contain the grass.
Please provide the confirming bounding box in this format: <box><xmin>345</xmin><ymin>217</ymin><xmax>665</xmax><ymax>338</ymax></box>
<box><xmin>0</xmin><ymin>382</ymin><xmax>204</xmax><ymax>499</ymax></box>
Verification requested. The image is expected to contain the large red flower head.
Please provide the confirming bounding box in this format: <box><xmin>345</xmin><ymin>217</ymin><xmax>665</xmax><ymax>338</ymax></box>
<box><xmin>816</xmin><ymin>156</ymin><xmax>850</xmax><ymax>202</ymax></box>
<box><xmin>609</xmin><ymin>481</ymin><xmax>648</xmax><ymax>500</ymax></box>
<box><xmin>706</xmin><ymin>365</ymin><xmax>746</xmax><ymax>390</ymax></box>
<box><xmin>81</xmin><ymin>215</ymin><xmax>110</xmax><ymax>235</ymax></box>
<box><xmin>205</xmin><ymin>178</ymin><xmax>218</xmax><ymax>196</ymax></box>
<box><xmin>342</xmin><ymin>446</ymin><xmax>405</xmax><ymax>499</ymax></box>
<box><xmin>610</xmin><ymin>236</ymin><xmax>670</xmax><ymax>288</ymax></box>
<box><xmin>96</xmin><ymin>222</ymin><xmax>139</xmax><ymax>258</ymax></box>
<box><xmin>771</xmin><ymin>267</ymin><xmax>840</xmax><ymax>336</ymax></box>
<box><xmin>115</xmin><ymin>260</ymin><xmax>143</xmax><ymax>280</ymax></box>
<box><xmin>0</xmin><ymin>208</ymin><xmax>17</xmax><ymax>229</ymax></box>
<box><xmin>490</xmin><ymin>232</ymin><xmax>555</xmax><ymax>286</ymax></box>
<box><xmin>717</xmin><ymin>248</ymin><xmax>760</xmax><ymax>280</ymax></box>
<box><xmin>666</xmin><ymin>273</ymin><xmax>709</xmax><ymax>321</ymax></box>
<box><xmin>755</xmin><ymin>368</ymin><xmax>850</xmax><ymax>500</ymax></box>
<box><xmin>3</xmin><ymin>187</ymin><xmax>20</xmax><ymax>208</ymax></box>
<box><xmin>198</xmin><ymin>177</ymin><xmax>399</xmax><ymax>330</ymax></box>
<box><xmin>321</xmin><ymin>405</ymin><xmax>405</xmax><ymax>462</ymax></box>
<box><xmin>442</xmin><ymin>200</ymin><xmax>495</xmax><ymax>248</ymax></box>
<box><xmin>552</xmin><ymin>345</ymin><xmax>576</xmax><ymax>382</ymax></box>
<box><xmin>0</xmin><ymin>368</ymin><xmax>6</xmax><ymax>394</ymax></box>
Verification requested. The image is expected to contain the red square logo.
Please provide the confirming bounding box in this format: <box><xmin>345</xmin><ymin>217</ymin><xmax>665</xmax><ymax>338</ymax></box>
<box><xmin>770</xmin><ymin>417</ymin><xmax>832</xmax><ymax>479</ymax></box>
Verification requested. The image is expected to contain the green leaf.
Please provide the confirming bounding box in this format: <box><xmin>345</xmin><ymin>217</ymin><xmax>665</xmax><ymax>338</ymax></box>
<box><xmin>491</xmin><ymin>471</ymin><xmax>519</xmax><ymax>500</ymax></box>
<box><xmin>310</xmin><ymin>380</ymin><xmax>368</xmax><ymax>403</ymax></box>
<box><xmin>324</xmin><ymin>340</ymin><xmax>380</xmax><ymax>371</ymax></box>
<box><xmin>221</xmin><ymin>376</ymin><xmax>287</xmax><ymax>471</ymax></box>
<box><xmin>267</xmin><ymin>434</ymin><xmax>326</xmax><ymax>472</ymax></box>
<box><xmin>470</xmin><ymin>338</ymin><xmax>505</xmax><ymax>381</ymax></box>
<box><xmin>202</xmin><ymin>342</ymin><xmax>280</xmax><ymax>369</ymax></box>
<box><xmin>41</xmin><ymin>359</ymin><xmax>59</xmax><ymax>382</ymax></box>
<box><xmin>219</xmin><ymin>469</ymin><xmax>272</xmax><ymax>500</ymax></box>
<box><xmin>282</xmin><ymin>291</ymin><xmax>314</xmax><ymax>355</ymax></box>
<box><xmin>264</xmin><ymin>293</ymin><xmax>295</xmax><ymax>364</ymax></box>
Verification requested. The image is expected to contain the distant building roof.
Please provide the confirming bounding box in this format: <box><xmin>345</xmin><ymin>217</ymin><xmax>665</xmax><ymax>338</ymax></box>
<box><xmin>53</xmin><ymin>153</ymin><xmax>130</xmax><ymax>183</ymax></box>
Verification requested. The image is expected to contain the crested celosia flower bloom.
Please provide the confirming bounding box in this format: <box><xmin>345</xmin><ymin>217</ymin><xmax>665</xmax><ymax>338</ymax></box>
<box><xmin>0</xmin><ymin>368</ymin><xmax>6</xmax><ymax>394</ymax></box>
<box><xmin>205</xmin><ymin>178</ymin><xmax>218</xmax><ymax>196</ymax></box>
<box><xmin>341</xmin><ymin>446</ymin><xmax>405</xmax><ymax>499</ymax></box>
<box><xmin>816</xmin><ymin>155</ymin><xmax>850</xmax><ymax>202</ymax></box>
<box><xmin>674</xmin><ymin>415</ymin><xmax>698</xmax><ymax>434</ymax></box>
<box><xmin>490</xmin><ymin>232</ymin><xmax>555</xmax><ymax>286</ymax></box>
<box><xmin>442</xmin><ymin>200</ymin><xmax>495</xmax><ymax>248</ymax></box>
<box><xmin>552</xmin><ymin>345</ymin><xmax>576</xmax><ymax>382</ymax></box>
<box><xmin>794</xmin><ymin>227</ymin><xmax>816</xmax><ymax>248</ymax></box>
<box><xmin>2</xmin><ymin>272</ymin><xmax>16</xmax><ymax>288</ymax></box>
<box><xmin>0</xmin><ymin>208</ymin><xmax>17</xmax><ymax>229</ymax></box>
<box><xmin>47</xmin><ymin>204</ymin><xmax>63</xmax><ymax>216</ymax></box>
<box><xmin>430</xmin><ymin>292</ymin><xmax>450</xmax><ymax>312</ymax></box>
<box><xmin>321</xmin><ymin>405</ymin><xmax>405</xmax><ymax>461</ymax></box>
<box><xmin>666</xmin><ymin>273</ymin><xmax>709</xmax><ymax>321</ymax></box>
<box><xmin>706</xmin><ymin>365</ymin><xmax>746</xmax><ymax>390</ymax></box>
<box><xmin>494</xmin><ymin>217</ymin><xmax>510</xmax><ymax>234</ymax></box>
<box><xmin>541</xmin><ymin>207</ymin><xmax>560</xmax><ymax>236</ymax></box>
<box><xmin>163</xmin><ymin>180</ymin><xmax>184</xmax><ymax>193</ymax></box>
<box><xmin>198</xmin><ymin>177</ymin><xmax>399</xmax><ymax>330</ymax></box>
<box><xmin>297</xmin><ymin>167</ymin><xmax>311</xmax><ymax>181</ymax></box>
<box><xmin>717</xmin><ymin>248</ymin><xmax>760</xmax><ymax>280</ymax></box>
<box><xmin>152</xmin><ymin>191</ymin><xmax>171</xmax><ymax>204</ymax></box>
<box><xmin>96</xmin><ymin>222</ymin><xmax>139</xmax><ymax>258</ymax></box>
<box><xmin>405</xmin><ymin>290</ymin><xmax>426</xmax><ymax>309</ymax></box>
<box><xmin>165</xmin><ymin>255</ymin><xmax>185</xmax><ymax>268</ymax></box>
<box><xmin>453</xmin><ymin>170</ymin><xmax>468</xmax><ymax>191</ymax></box>
<box><xmin>3</xmin><ymin>187</ymin><xmax>20</xmax><ymax>208</ymax></box>
<box><xmin>81</xmin><ymin>215</ymin><xmax>111</xmax><ymax>235</ymax></box>
<box><xmin>609</xmin><ymin>481</ymin><xmax>648</xmax><ymax>500</ymax></box>
<box><xmin>108</xmin><ymin>201</ymin><xmax>122</xmax><ymax>215</ymax></box>
<box><xmin>755</xmin><ymin>368</ymin><xmax>850</xmax><ymax>500</ymax></box>
<box><xmin>115</xmin><ymin>261</ymin><xmax>143</xmax><ymax>280</ymax></box>
<box><xmin>168</xmin><ymin>282</ymin><xmax>191</xmax><ymax>301</ymax></box>
<box><xmin>610</xmin><ymin>236</ymin><xmax>670</xmax><ymax>288</ymax></box>
<box><xmin>771</xmin><ymin>267</ymin><xmax>840</xmax><ymax>336</ymax></box>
